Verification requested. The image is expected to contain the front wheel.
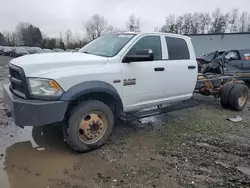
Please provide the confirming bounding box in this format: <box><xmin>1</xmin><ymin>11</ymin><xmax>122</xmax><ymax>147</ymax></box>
<box><xmin>63</xmin><ymin>100</ymin><xmax>114</xmax><ymax>152</ymax></box>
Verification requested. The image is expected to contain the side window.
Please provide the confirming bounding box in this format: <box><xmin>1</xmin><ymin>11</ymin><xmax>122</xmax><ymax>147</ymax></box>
<box><xmin>225</xmin><ymin>51</ymin><xmax>241</xmax><ymax>61</ymax></box>
<box><xmin>127</xmin><ymin>36</ymin><xmax>162</xmax><ymax>60</ymax></box>
<box><xmin>165</xmin><ymin>37</ymin><xmax>190</xmax><ymax>60</ymax></box>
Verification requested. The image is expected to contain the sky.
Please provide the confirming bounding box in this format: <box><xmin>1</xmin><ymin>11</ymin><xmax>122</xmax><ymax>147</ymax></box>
<box><xmin>0</xmin><ymin>0</ymin><xmax>249</xmax><ymax>38</ymax></box>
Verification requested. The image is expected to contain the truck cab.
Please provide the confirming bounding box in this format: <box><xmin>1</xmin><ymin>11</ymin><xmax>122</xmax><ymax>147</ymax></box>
<box><xmin>4</xmin><ymin>32</ymin><xmax>197</xmax><ymax>152</ymax></box>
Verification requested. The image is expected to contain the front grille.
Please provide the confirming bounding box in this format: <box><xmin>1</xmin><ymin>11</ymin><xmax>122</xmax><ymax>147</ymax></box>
<box><xmin>9</xmin><ymin>64</ymin><xmax>29</xmax><ymax>99</ymax></box>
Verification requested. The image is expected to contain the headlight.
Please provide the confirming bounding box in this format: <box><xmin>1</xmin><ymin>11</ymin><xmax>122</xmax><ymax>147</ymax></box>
<box><xmin>28</xmin><ymin>78</ymin><xmax>64</xmax><ymax>99</ymax></box>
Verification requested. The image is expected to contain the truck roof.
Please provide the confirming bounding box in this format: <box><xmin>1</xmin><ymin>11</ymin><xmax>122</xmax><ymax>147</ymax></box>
<box><xmin>109</xmin><ymin>31</ymin><xmax>190</xmax><ymax>39</ymax></box>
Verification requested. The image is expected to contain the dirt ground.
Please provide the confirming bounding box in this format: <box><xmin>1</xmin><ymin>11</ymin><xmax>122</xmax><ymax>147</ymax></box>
<box><xmin>1</xmin><ymin>55</ymin><xmax>250</xmax><ymax>188</ymax></box>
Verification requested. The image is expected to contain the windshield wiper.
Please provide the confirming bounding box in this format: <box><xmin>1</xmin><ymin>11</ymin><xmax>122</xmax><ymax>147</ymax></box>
<box><xmin>82</xmin><ymin>51</ymin><xmax>91</xmax><ymax>54</ymax></box>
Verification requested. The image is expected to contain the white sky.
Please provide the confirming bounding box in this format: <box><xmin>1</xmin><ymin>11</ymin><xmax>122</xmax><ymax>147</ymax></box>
<box><xmin>0</xmin><ymin>0</ymin><xmax>249</xmax><ymax>38</ymax></box>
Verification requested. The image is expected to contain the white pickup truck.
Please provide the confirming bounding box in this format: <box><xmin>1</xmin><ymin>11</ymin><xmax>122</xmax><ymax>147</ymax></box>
<box><xmin>3</xmin><ymin>32</ymin><xmax>248</xmax><ymax>152</ymax></box>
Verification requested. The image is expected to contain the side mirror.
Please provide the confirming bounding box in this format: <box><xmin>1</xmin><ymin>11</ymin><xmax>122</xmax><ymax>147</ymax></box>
<box><xmin>122</xmin><ymin>49</ymin><xmax>154</xmax><ymax>63</ymax></box>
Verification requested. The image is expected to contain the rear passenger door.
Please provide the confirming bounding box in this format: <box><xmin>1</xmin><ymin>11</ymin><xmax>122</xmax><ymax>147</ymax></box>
<box><xmin>163</xmin><ymin>36</ymin><xmax>197</xmax><ymax>101</ymax></box>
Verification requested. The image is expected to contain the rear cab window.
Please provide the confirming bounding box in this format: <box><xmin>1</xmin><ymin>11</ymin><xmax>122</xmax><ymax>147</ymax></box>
<box><xmin>165</xmin><ymin>37</ymin><xmax>190</xmax><ymax>60</ymax></box>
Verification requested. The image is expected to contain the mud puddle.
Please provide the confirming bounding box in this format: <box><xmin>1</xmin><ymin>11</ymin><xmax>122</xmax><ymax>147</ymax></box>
<box><xmin>0</xmin><ymin>122</ymin><xmax>78</xmax><ymax>188</ymax></box>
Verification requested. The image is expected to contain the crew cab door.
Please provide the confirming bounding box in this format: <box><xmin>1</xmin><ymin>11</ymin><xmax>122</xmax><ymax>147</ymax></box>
<box><xmin>240</xmin><ymin>50</ymin><xmax>250</xmax><ymax>78</ymax></box>
<box><xmin>120</xmin><ymin>35</ymin><xmax>167</xmax><ymax>111</ymax></box>
<box><xmin>224</xmin><ymin>50</ymin><xmax>243</xmax><ymax>72</ymax></box>
<box><xmin>163</xmin><ymin>36</ymin><xmax>197</xmax><ymax>101</ymax></box>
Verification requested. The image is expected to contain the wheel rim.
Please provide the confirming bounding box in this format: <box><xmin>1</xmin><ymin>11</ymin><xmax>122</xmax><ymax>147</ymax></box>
<box><xmin>78</xmin><ymin>111</ymin><xmax>107</xmax><ymax>144</ymax></box>
<box><xmin>238</xmin><ymin>91</ymin><xmax>247</xmax><ymax>107</ymax></box>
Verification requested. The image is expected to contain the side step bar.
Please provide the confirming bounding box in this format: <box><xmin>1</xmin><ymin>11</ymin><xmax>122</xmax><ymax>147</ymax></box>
<box><xmin>119</xmin><ymin>99</ymin><xmax>198</xmax><ymax>122</ymax></box>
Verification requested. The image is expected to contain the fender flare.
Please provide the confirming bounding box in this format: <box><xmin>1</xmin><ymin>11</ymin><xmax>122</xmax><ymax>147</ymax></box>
<box><xmin>60</xmin><ymin>81</ymin><xmax>123</xmax><ymax>115</ymax></box>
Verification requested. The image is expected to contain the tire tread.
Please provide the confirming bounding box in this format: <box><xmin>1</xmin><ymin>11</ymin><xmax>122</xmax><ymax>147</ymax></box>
<box><xmin>63</xmin><ymin>100</ymin><xmax>114</xmax><ymax>152</ymax></box>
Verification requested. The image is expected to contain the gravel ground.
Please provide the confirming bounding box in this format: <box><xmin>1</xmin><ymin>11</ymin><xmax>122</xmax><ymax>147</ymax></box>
<box><xmin>1</xmin><ymin>55</ymin><xmax>250</xmax><ymax>188</ymax></box>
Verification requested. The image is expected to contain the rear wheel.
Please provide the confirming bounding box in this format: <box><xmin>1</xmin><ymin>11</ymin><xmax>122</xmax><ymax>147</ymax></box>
<box><xmin>220</xmin><ymin>83</ymin><xmax>235</xmax><ymax>109</ymax></box>
<box><xmin>63</xmin><ymin>100</ymin><xmax>114</xmax><ymax>152</ymax></box>
<box><xmin>228</xmin><ymin>84</ymin><xmax>248</xmax><ymax>111</ymax></box>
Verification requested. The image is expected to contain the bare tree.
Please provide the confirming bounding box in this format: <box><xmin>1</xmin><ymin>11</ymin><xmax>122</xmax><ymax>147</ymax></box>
<box><xmin>16</xmin><ymin>22</ymin><xmax>30</xmax><ymax>45</ymax></box>
<box><xmin>248</xmin><ymin>14</ymin><xmax>250</xmax><ymax>31</ymax></box>
<box><xmin>210</xmin><ymin>8</ymin><xmax>228</xmax><ymax>33</ymax></box>
<box><xmin>160</xmin><ymin>8</ymin><xmax>250</xmax><ymax>34</ymax></box>
<box><xmin>3</xmin><ymin>32</ymin><xmax>10</xmax><ymax>46</ymax></box>
<box><xmin>10</xmin><ymin>32</ymin><xmax>17</xmax><ymax>46</ymax></box>
<box><xmin>182</xmin><ymin>13</ymin><xmax>193</xmax><ymax>34</ymax></box>
<box><xmin>190</xmin><ymin>13</ymin><xmax>201</xmax><ymax>34</ymax></box>
<box><xmin>238</xmin><ymin>12</ymin><xmax>249</xmax><ymax>32</ymax></box>
<box><xmin>65</xmin><ymin>29</ymin><xmax>72</xmax><ymax>47</ymax></box>
<box><xmin>84</xmin><ymin>14</ymin><xmax>114</xmax><ymax>40</ymax></box>
<box><xmin>0</xmin><ymin>32</ymin><xmax>5</xmax><ymax>45</ymax></box>
<box><xmin>199</xmin><ymin>12</ymin><xmax>211</xmax><ymax>34</ymax></box>
<box><xmin>3</xmin><ymin>32</ymin><xmax>17</xmax><ymax>46</ymax></box>
<box><xmin>161</xmin><ymin>15</ymin><xmax>178</xmax><ymax>33</ymax></box>
<box><xmin>16</xmin><ymin>22</ymin><xmax>43</xmax><ymax>46</ymax></box>
<box><xmin>228</xmin><ymin>9</ymin><xmax>239</xmax><ymax>32</ymax></box>
<box><xmin>127</xmin><ymin>14</ymin><xmax>140</xmax><ymax>32</ymax></box>
<box><xmin>154</xmin><ymin>27</ymin><xmax>161</xmax><ymax>32</ymax></box>
<box><xmin>172</xmin><ymin>16</ymin><xmax>183</xmax><ymax>34</ymax></box>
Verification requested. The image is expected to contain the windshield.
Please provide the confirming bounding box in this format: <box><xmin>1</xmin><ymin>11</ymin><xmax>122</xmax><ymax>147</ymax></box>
<box><xmin>79</xmin><ymin>34</ymin><xmax>136</xmax><ymax>57</ymax></box>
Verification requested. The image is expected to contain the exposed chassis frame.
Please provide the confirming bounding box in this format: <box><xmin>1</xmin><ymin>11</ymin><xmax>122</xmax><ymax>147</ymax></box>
<box><xmin>194</xmin><ymin>73</ymin><xmax>243</xmax><ymax>98</ymax></box>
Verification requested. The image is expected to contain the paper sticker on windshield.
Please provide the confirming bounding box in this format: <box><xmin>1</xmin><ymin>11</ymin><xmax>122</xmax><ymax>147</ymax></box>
<box><xmin>119</xmin><ymin>35</ymin><xmax>134</xmax><ymax>38</ymax></box>
<box><xmin>244</xmin><ymin>53</ymin><xmax>250</xmax><ymax>60</ymax></box>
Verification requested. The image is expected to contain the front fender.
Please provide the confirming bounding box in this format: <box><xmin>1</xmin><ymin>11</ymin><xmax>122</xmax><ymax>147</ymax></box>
<box><xmin>60</xmin><ymin>81</ymin><xmax>123</xmax><ymax>115</ymax></box>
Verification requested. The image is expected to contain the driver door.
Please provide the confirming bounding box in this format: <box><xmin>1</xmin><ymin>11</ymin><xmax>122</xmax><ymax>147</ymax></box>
<box><xmin>120</xmin><ymin>35</ymin><xmax>167</xmax><ymax>112</ymax></box>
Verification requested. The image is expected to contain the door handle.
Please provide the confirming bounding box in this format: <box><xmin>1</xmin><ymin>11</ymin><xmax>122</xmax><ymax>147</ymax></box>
<box><xmin>154</xmin><ymin>67</ymin><xmax>165</xmax><ymax>71</ymax></box>
<box><xmin>188</xmin><ymin>65</ymin><xmax>196</xmax><ymax>69</ymax></box>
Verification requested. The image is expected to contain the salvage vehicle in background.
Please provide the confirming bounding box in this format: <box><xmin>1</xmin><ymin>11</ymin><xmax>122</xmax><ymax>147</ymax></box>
<box><xmin>197</xmin><ymin>49</ymin><xmax>250</xmax><ymax>81</ymax></box>
<box><xmin>0</xmin><ymin>46</ymin><xmax>4</xmax><ymax>55</ymax></box>
<box><xmin>3</xmin><ymin>46</ymin><xmax>13</xmax><ymax>56</ymax></box>
<box><xmin>52</xmin><ymin>48</ymin><xmax>64</xmax><ymax>52</ymax></box>
<box><xmin>10</xmin><ymin>47</ymin><xmax>30</xmax><ymax>57</ymax></box>
<box><xmin>30</xmin><ymin>47</ymin><xmax>43</xmax><ymax>54</ymax></box>
<box><xmin>196</xmin><ymin>49</ymin><xmax>249</xmax><ymax>110</ymax></box>
<box><xmin>22</xmin><ymin>46</ymin><xmax>33</xmax><ymax>54</ymax></box>
<box><xmin>66</xmin><ymin>49</ymin><xmax>74</xmax><ymax>52</ymax></box>
<box><xmin>43</xmin><ymin>49</ymin><xmax>52</xmax><ymax>53</ymax></box>
<box><xmin>3</xmin><ymin>32</ymin><xmax>248</xmax><ymax>153</ymax></box>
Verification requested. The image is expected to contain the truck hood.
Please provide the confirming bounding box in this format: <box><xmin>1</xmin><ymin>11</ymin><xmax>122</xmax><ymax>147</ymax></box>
<box><xmin>10</xmin><ymin>52</ymin><xmax>109</xmax><ymax>77</ymax></box>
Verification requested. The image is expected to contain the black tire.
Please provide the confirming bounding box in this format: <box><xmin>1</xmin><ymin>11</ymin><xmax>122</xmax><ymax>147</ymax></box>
<box><xmin>228</xmin><ymin>84</ymin><xmax>248</xmax><ymax>111</ymax></box>
<box><xmin>63</xmin><ymin>100</ymin><xmax>114</xmax><ymax>152</ymax></box>
<box><xmin>220</xmin><ymin>83</ymin><xmax>235</xmax><ymax>109</ymax></box>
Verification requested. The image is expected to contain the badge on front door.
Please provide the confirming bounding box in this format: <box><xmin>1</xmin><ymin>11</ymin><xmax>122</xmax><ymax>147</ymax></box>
<box><xmin>123</xmin><ymin>78</ymin><xmax>136</xmax><ymax>86</ymax></box>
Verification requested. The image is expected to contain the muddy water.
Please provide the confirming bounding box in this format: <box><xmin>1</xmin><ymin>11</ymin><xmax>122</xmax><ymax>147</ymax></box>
<box><xmin>0</xmin><ymin>121</ymin><xmax>76</xmax><ymax>188</ymax></box>
<box><xmin>0</xmin><ymin>124</ymin><xmax>36</xmax><ymax>188</ymax></box>
<box><xmin>0</xmin><ymin>58</ymin><xmax>81</xmax><ymax>188</ymax></box>
<box><xmin>0</xmin><ymin>115</ymin><xmax>162</xmax><ymax>188</ymax></box>
<box><xmin>0</xmin><ymin>99</ymin><xmax>165</xmax><ymax>188</ymax></box>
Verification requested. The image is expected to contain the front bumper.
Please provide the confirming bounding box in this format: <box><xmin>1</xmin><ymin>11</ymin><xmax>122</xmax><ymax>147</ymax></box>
<box><xmin>3</xmin><ymin>84</ymin><xmax>68</xmax><ymax>127</ymax></box>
